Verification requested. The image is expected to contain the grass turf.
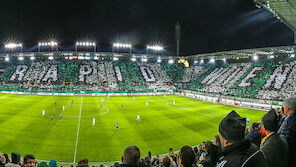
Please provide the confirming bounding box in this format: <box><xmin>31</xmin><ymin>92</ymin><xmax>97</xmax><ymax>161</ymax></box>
<box><xmin>0</xmin><ymin>94</ymin><xmax>265</xmax><ymax>163</ymax></box>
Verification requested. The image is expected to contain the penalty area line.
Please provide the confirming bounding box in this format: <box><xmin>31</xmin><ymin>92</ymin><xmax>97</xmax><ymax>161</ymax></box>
<box><xmin>73</xmin><ymin>96</ymin><xmax>84</xmax><ymax>163</ymax></box>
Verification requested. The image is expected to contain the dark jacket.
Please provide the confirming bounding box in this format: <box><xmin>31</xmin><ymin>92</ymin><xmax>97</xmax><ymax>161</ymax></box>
<box><xmin>277</xmin><ymin>111</ymin><xmax>296</xmax><ymax>167</ymax></box>
<box><xmin>215</xmin><ymin>140</ymin><xmax>260</xmax><ymax>167</ymax></box>
<box><xmin>261</xmin><ymin>133</ymin><xmax>289</xmax><ymax>167</ymax></box>
<box><xmin>240</xmin><ymin>150</ymin><xmax>269</xmax><ymax>167</ymax></box>
<box><xmin>245</xmin><ymin>130</ymin><xmax>262</xmax><ymax>147</ymax></box>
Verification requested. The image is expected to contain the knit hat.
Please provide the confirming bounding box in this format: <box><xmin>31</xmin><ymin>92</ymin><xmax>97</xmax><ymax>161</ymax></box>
<box><xmin>262</xmin><ymin>109</ymin><xmax>279</xmax><ymax>132</ymax></box>
<box><xmin>219</xmin><ymin>110</ymin><xmax>246</xmax><ymax>142</ymax></box>
<box><xmin>11</xmin><ymin>152</ymin><xmax>20</xmax><ymax>164</ymax></box>
<box><xmin>284</xmin><ymin>96</ymin><xmax>296</xmax><ymax>111</ymax></box>
<box><xmin>38</xmin><ymin>162</ymin><xmax>48</xmax><ymax>167</ymax></box>
<box><xmin>49</xmin><ymin>158</ymin><xmax>57</xmax><ymax>167</ymax></box>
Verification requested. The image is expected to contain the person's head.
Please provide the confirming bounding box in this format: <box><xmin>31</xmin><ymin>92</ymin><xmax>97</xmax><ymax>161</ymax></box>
<box><xmin>219</xmin><ymin>111</ymin><xmax>246</xmax><ymax>148</ymax></box>
<box><xmin>163</xmin><ymin>156</ymin><xmax>172</xmax><ymax>167</ymax></box>
<box><xmin>113</xmin><ymin>162</ymin><xmax>120</xmax><ymax>167</ymax></box>
<box><xmin>49</xmin><ymin>158</ymin><xmax>57</xmax><ymax>167</ymax></box>
<box><xmin>121</xmin><ymin>146</ymin><xmax>141</xmax><ymax>167</ymax></box>
<box><xmin>177</xmin><ymin>146</ymin><xmax>195</xmax><ymax>167</ymax></box>
<box><xmin>77</xmin><ymin>159</ymin><xmax>88</xmax><ymax>167</ymax></box>
<box><xmin>3</xmin><ymin>154</ymin><xmax>9</xmax><ymax>164</ymax></box>
<box><xmin>202</xmin><ymin>141</ymin><xmax>212</xmax><ymax>154</ymax></box>
<box><xmin>37</xmin><ymin>162</ymin><xmax>48</xmax><ymax>167</ymax></box>
<box><xmin>23</xmin><ymin>154</ymin><xmax>35</xmax><ymax>167</ymax></box>
<box><xmin>261</xmin><ymin>109</ymin><xmax>279</xmax><ymax>134</ymax></box>
<box><xmin>0</xmin><ymin>155</ymin><xmax>6</xmax><ymax>165</ymax></box>
<box><xmin>11</xmin><ymin>152</ymin><xmax>21</xmax><ymax>164</ymax></box>
<box><xmin>284</xmin><ymin>97</ymin><xmax>296</xmax><ymax>116</ymax></box>
<box><xmin>252</xmin><ymin>123</ymin><xmax>260</xmax><ymax>131</ymax></box>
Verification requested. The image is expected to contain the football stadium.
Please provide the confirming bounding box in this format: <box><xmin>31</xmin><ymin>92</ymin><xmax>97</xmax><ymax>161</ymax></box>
<box><xmin>1</xmin><ymin>0</ymin><xmax>296</xmax><ymax>167</ymax></box>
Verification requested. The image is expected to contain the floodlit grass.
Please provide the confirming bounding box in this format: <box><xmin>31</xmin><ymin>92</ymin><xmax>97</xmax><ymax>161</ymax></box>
<box><xmin>0</xmin><ymin>94</ymin><xmax>265</xmax><ymax>163</ymax></box>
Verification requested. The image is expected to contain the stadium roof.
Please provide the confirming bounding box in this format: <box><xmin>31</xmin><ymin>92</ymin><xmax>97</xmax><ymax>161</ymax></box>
<box><xmin>187</xmin><ymin>45</ymin><xmax>296</xmax><ymax>60</ymax></box>
<box><xmin>255</xmin><ymin>0</ymin><xmax>296</xmax><ymax>31</ymax></box>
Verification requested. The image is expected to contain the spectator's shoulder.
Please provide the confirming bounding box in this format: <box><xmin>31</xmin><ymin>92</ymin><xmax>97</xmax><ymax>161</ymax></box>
<box><xmin>216</xmin><ymin>157</ymin><xmax>231</xmax><ymax>167</ymax></box>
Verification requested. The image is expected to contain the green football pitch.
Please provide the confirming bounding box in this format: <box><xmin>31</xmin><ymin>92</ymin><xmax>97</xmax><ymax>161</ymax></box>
<box><xmin>0</xmin><ymin>94</ymin><xmax>265</xmax><ymax>163</ymax></box>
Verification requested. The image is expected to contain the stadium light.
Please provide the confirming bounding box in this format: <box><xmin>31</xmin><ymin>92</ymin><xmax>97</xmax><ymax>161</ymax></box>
<box><xmin>18</xmin><ymin>56</ymin><xmax>24</xmax><ymax>61</ymax></box>
<box><xmin>30</xmin><ymin>56</ymin><xmax>35</xmax><ymax>60</ymax></box>
<box><xmin>131</xmin><ymin>57</ymin><xmax>136</xmax><ymax>62</ymax></box>
<box><xmin>253</xmin><ymin>55</ymin><xmax>258</xmax><ymax>61</ymax></box>
<box><xmin>168</xmin><ymin>59</ymin><xmax>174</xmax><ymax>64</ymax></box>
<box><xmin>210</xmin><ymin>58</ymin><xmax>215</xmax><ymax>63</ymax></box>
<box><xmin>147</xmin><ymin>45</ymin><xmax>163</xmax><ymax>51</ymax></box>
<box><xmin>48</xmin><ymin>56</ymin><xmax>54</xmax><ymax>60</ymax></box>
<box><xmin>75</xmin><ymin>41</ymin><xmax>96</xmax><ymax>52</ymax></box>
<box><xmin>4</xmin><ymin>57</ymin><xmax>9</xmax><ymax>62</ymax></box>
<box><xmin>112</xmin><ymin>43</ymin><xmax>132</xmax><ymax>54</ymax></box>
<box><xmin>269</xmin><ymin>55</ymin><xmax>274</xmax><ymax>59</ymax></box>
<box><xmin>113</xmin><ymin>57</ymin><xmax>119</xmax><ymax>61</ymax></box>
<box><xmin>5</xmin><ymin>43</ymin><xmax>23</xmax><ymax>53</ymax></box>
<box><xmin>38</xmin><ymin>41</ymin><xmax>58</xmax><ymax>52</ymax></box>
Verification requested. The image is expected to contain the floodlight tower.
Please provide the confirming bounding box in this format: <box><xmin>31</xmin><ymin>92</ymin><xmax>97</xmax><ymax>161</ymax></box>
<box><xmin>175</xmin><ymin>22</ymin><xmax>181</xmax><ymax>57</ymax></box>
<box><xmin>75</xmin><ymin>42</ymin><xmax>96</xmax><ymax>52</ymax></box>
<box><xmin>38</xmin><ymin>41</ymin><xmax>58</xmax><ymax>52</ymax></box>
<box><xmin>5</xmin><ymin>43</ymin><xmax>23</xmax><ymax>53</ymax></box>
<box><xmin>112</xmin><ymin>43</ymin><xmax>132</xmax><ymax>54</ymax></box>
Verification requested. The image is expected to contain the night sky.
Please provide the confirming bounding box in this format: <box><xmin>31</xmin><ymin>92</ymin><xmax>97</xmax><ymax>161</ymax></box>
<box><xmin>0</xmin><ymin>0</ymin><xmax>293</xmax><ymax>56</ymax></box>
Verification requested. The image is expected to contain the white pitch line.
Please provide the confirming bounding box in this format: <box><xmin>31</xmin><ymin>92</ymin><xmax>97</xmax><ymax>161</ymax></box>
<box><xmin>73</xmin><ymin>96</ymin><xmax>84</xmax><ymax>163</ymax></box>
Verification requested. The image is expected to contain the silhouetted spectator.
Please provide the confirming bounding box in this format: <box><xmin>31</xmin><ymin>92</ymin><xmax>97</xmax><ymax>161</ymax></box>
<box><xmin>260</xmin><ymin>109</ymin><xmax>289</xmax><ymax>167</ymax></box>
<box><xmin>5</xmin><ymin>153</ymin><xmax>21</xmax><ymax>167</ymax></box>
<box><xmin>245</xmin><ymin>123</ymin><xmax>262</xmax><ymax>147</ymax></box>
<box><xmin>120</xmin><ymin>146</ymin><xmax>141</xmax><ymax>167</ymax></box>
<box><xmin>278</xmin><ymin>96</ymin><xmax>296</xmax><ymax>167</ymax></box>
<box><xmin>177</xmin><ymin>146</ymin><xmax>195</xmax><ymax>167</ymax></box>
<box><xmin>23</xmin><ymin>154</ymin><xmax>35</xmax><ymax>167</ymax></box>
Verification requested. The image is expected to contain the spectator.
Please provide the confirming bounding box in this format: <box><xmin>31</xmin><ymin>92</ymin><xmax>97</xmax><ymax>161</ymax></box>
<box><xmin>177</xmin><ymin>146</ymin><xmax>195</xmax><ymax>167</ymax></box>
<box><xmin>260</xmin><ymin>109</ymin><xmax>289</xmax><ymax>167</ymax></box>
<box><xmin>215</xmin><ymin>111</ymin><xmax>266</xmax><ymax>167</ymax></box>
<box><xmin>196</xmin><ymin>141</ymin><xmax>219</xmax><ymax>167</ymax></box>
<box><xmin>0</xmin><ymin>155</ymin><xmax>6</xmax><ymax>167</ymax></box>
<box><xmin>37</xmin><ymin>162</ymin><xmax>48</xmax><ymax>167</ymax></box>
<box><xmin>113</xmin><ymin>162</ymin><xmax>120</xmax><ymax>167</ymax></box>
<box><xmin>144</xmin><ymin>157</ymin><xmax>151</xmax><ymax>167</ymax></box>
<box><xmin>77</xmin><ymin>159</ymin><xmax>88</xmax><ymax>167</ymax></box>
<box><xmin>245</xmin><ymin>123</ymin><xmax>262</xmax><ymax>147</ymax></box>
<box><xmin>5</xmin><ymin>153</ymin><xmax>21</xmax><ymax>167</ymax></box>
<box><xmin>162</xmin><ymin>156</ymin><xmax>174</xmax><ymax>167</ymax></box>
<box><xmin>120</xmin><ymin>146</ymin><xmax>141</xmax><ymax>167</ymax></box>
<box><xmin>49</xmin><ymin>159</ymin><xmax>57</xmax><ymax>167</ymax></box>
<box><xmin>3</xmin><ymin>154</ymin><xmax>9</xmax><ymax>164</ymax></box>
<box><xmin>23</xmin><ymin>154</ymin><xmax>35</xmax><ymax>167</ymax></box>
<box><xmin>277</xmin><ymin>96</ymin><xmax>296</xmax><ymax>167</ymax></box>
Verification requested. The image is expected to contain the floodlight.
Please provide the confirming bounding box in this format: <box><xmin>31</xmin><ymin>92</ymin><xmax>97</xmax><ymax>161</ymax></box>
<box><xmin>48</xmin><ymin>56</ymin><xmax>54</xmax><ymax>60</ymax></box>
<box><xmin>210</xmin><ymin>58</ymin><xmax>215</xmax><ymax>63</ymax></box>
<box><xmin>142</xmin><ymin>58</ymin><xmax>148</xmax><ymax>62</ymax></box>
<box><xmin>18</xmin><ymin>57</ymin><xmax>24</xmax><ymax>61</ymax></box>
<box><xmin>269</xmin><ymin>55</ymin><xmax>274</xmax><ymax>58</ymax></box>
<box><xmin>5</xmin><ymin>43</ymin><xmax>22</xmax><ymax>49</ymax></box>
<box><xmin>39</xmin><ymin>41</ymin><xmax>58</xmax><ymax>47</ymax></box>
<box><xmin>131</xmin><ymin>57</ymin><xmax>136</xmax><ymax>62</ymax></box>
<box><xmin>253</xmin><ymin>55</ymin><xmax>258</xmax><ymax>61</ymax></box>
<box><xmin>147</xmin><ymin>45</ymin><xmax>164</xmax><ymax>51</ymax></box>
<box><xmin>291</xmin><ymin>54</ymin><xmax>295</xmax><ymax>58</ymax></box>
<box><xmin>168</xmin><ymin>59</ymin><xmax>174</xmax><ymax>64</ymax></box>
<box><xmin>5</xmin><ymin>57</ymin><xmax>9</xmax><ymax>61</ymax></box>
<box><xmin>113</xmin><ymin>57</ymin><xmax>119</xmax><ymax>61</ymax></box>
<box><xmin>113</xmin><ymin>43</ymin><xmax>132</xmax><ymax>48</ymax></box>
<box><xmin>30</xmin><ymin>56</ymin><xmax>35</xmax><ymax>60</ymax></box>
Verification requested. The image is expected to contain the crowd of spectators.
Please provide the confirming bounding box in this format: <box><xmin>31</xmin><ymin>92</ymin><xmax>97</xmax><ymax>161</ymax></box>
<box><xmin>1</xmin><ymin>96</ymin><xmax>295</xmax><ymax>167</ymax></box>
